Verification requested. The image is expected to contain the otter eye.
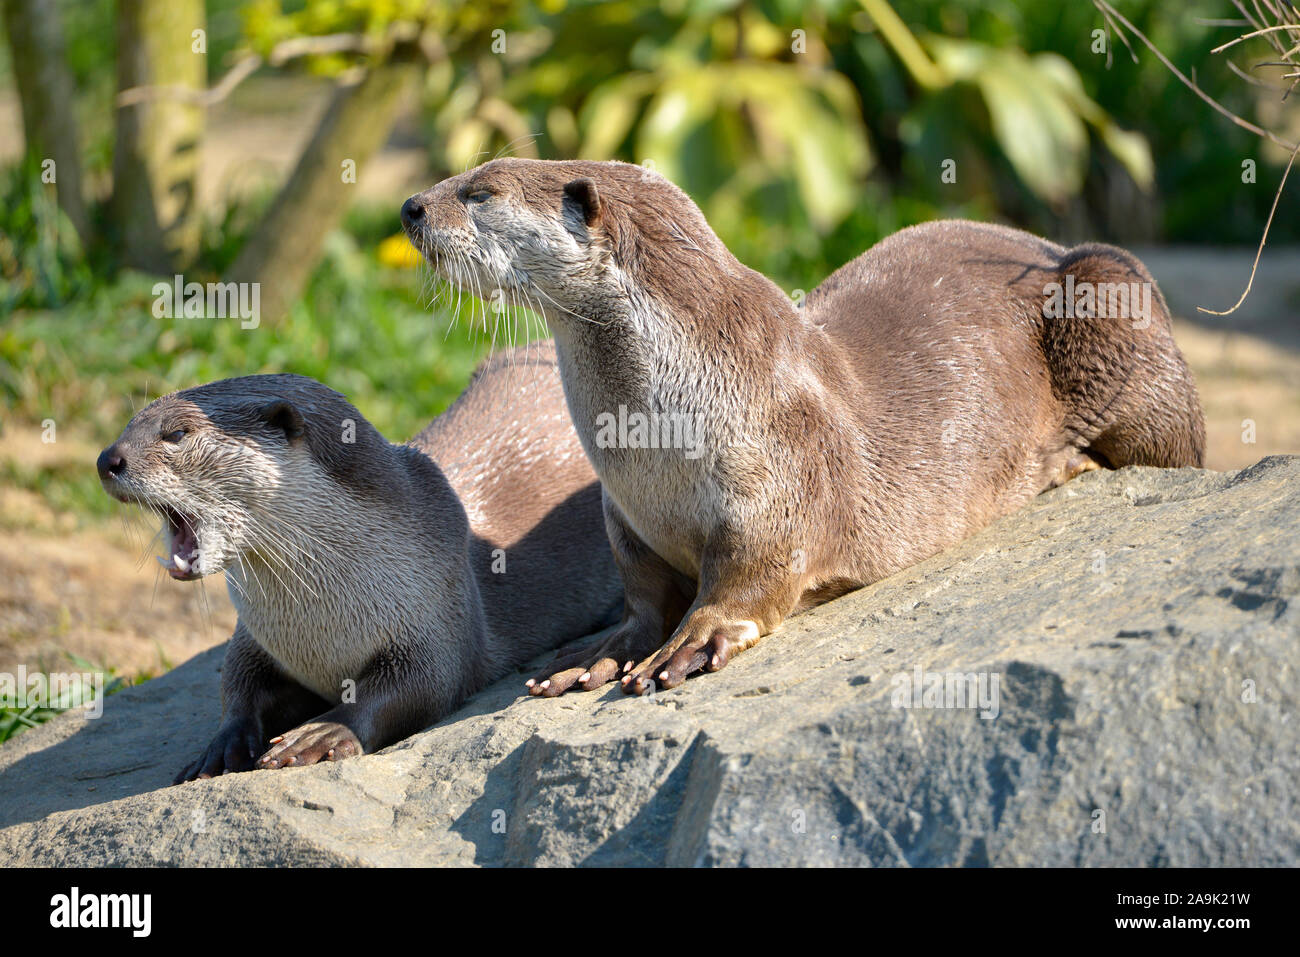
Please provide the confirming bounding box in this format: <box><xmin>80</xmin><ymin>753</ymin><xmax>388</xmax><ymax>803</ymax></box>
<box><xmin>161</xmin><ymin>429</ymin><xmax>187</xmax><ymax>444</ymax></box>
<box><xmin>466</xmin><ymin>189</ymin><xmax>492</xmax><ymax>204</ymax></box>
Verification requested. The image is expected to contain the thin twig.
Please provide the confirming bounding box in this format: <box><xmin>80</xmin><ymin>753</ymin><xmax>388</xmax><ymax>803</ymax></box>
<box><xmin>1210</xmin><ymin>22</ymin><xmax>1300</xmax><ymax>52</ymax></box>
<box><xmin>116</xmin><ymin>54</ymin><xmax>262</xmax><ymax>107</ymax></box>
<box><xmin>1093</xmin><ymin>0</ymin><xmax>1298</xmax><ymax>316</ymax></box>
<box><xmin>1227</xmin><ymin>58</ymin><xmax>1284</xmax><ymax>86</ymax></box>
<box><xmin>1092</xmin><ymin>1</ymin><xmax>1297</xmax><ymax>152</ymax></box>
<box><xmin>1198</xmin><ymin>144</ymin><xmax>1298</xmax><ymax>315</ymax></box>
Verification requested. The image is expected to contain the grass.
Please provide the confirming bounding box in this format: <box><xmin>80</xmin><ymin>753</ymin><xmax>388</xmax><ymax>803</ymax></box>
<box><xmin>1</xmin><ymin>198</ymin><xmax>547</xmax><ymax>526</ymax></box>
<box><xmin>3</xmin><ymin>227</ymin><xmax>505</xmax><ymax>437</ymax></box>
<box><xmin>0</xmin><ymin>196</ymin><xmax>531</xmax><ymax>741</ymax></box>
<box><xmin>0</xmin><ymin>652</ymin><xmax>137</xmax><ymax>744</ymax></box>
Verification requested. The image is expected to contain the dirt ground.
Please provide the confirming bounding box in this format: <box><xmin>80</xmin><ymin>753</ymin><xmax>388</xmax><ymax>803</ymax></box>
<box><xmin>0</xmin><ymin>429</ymin><xmax>235</xmax><ymax>678</ymax></box>
<box><xmin>1173</xmin><ymin>317</ymin><xmax>1300</xmax><ymax>469</ymax></box>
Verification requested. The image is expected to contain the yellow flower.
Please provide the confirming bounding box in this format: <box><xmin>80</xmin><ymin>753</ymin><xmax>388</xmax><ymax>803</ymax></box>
<box><xmin>378</xmin><ymin>233</ymin><xmax>423</xmax><ymax>269</ymax></box>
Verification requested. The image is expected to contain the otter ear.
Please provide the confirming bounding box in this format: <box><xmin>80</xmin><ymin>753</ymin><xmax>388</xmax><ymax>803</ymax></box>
<box><xmin>258</xmin><ymin>400</ymin><xmax>305</xmax><ymax>440</ymax></box>
<box><xmin>562</xmin><ymin>177</ymin><xmax>602</xmax><ymax>228</ymax></box>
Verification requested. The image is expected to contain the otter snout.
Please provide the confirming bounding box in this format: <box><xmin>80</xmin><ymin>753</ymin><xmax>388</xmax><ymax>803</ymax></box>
<box><xmin>97</xmin><ymin>443</ymin><xmax>128</xmax><ymax>489</ymax></box>
<box><xmin>400</xmin><ymin>186</ymin><xmax>445</xmax><ymax>252</ymax></box>
<box><xmin>400</xmin><ymin>195</ymin><xmax>424</xmax><ymax>227</ymax></box>
<box><xmin>400</xmin><ymin>177</ymin><xmax>480</xmax><ymax>254</ymax></box>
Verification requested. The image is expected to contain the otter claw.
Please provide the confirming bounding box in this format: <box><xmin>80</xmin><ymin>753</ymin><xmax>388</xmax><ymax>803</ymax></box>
<box><xmin>256</xmin><ymin>721</ymin><xmax>363</xmax><ymax>769</ymax></box>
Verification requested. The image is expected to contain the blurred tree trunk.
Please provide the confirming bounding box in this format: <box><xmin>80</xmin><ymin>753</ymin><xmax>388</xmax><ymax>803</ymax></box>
<box><xmin>111</xmin><ymin>0</ymin><xmax>205</xmax><ymax>272</ymax></box>
<box><xmin>226</xmin><ymin>64</ymin><xmax>418</xmax><ymax>321</ymax></box>
<box><xmin>2</xmin><ymin>0</ymin><xmax>90</xmax><ymax>243</ymax></box>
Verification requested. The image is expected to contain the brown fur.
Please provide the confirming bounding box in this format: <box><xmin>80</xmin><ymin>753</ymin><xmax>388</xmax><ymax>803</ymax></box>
<box><xmin>402</xmin><ymin>159</ymin><xmax>1205</xmax><ymax>696</ymax></box>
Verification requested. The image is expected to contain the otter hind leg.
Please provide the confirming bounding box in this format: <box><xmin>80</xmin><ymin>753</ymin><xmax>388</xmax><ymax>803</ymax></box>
<box><xmin>1044</xmin><ymin>244</ymin><xmax>1206</xmax><ymax>470</ymax></box>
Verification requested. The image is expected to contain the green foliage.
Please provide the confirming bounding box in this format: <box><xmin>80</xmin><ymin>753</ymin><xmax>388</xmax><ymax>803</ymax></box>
<box><xmin>595</xmin><ymin>60</ymin><xmax>871</xmax><ymax>231</ymax></box>
<box><xmin>883</xmin><ymin>0</ymin><xmax>1299</xmax><ymax>244</ymax></box>
<box><xmin>430</xmin><ymin>0</ymin><xmax>883</xmax><ymax>281</ymax></box>
<box><xmin>3</xmin><ymin>0</ymin><xmax>1296</xmax><ymax>484</ymax></box>
<box><xmin>0</xmin><ymin>652</ymin><xmax>132</xmax><ymax>744</ymax></box>
<box><xmin>2</xmin><ymin>240</ymin><xmax>501</xmax><ymax>438</ymax></box>
<box><xmin>417</xmin><ymin>0</ymin><xmax>1270</xmax><ymax>284</ymax></box>
<box><xmin>9</xmin><ymin>0</ymin><xmax>1295</xmax><ymax>257</ymax></box>
<box><xmin>922</xmin><ymin>39</ymin><xmax>1151</xmax><ymax>203</ymax></box>
<box><xmin>1</xmin><ymin>186</ymin><xmax>532</xmax><ymax>524</ymax></box>
<box><xmin>239</xmin><ymin>0</ymin><xmax>523</xmax><ymax>73</ymax></box>
<box><xmin>0</xmin><ymin>157</ymin><xmax>93</xmax><ymax>312</ymax></box>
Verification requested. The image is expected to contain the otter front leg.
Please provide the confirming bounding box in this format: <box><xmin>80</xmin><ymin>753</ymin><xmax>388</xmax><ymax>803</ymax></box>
<box><xmin>256</xmin><ymin>718</ymin><xmax>364</xmax><ymax>768</ymax></box>
<box><xmin>621</xmin><ymin>550</ymin><xmax>806</xmax><ymax>695</ymax></box>
<box><xmin>175</xmin><ymin>625</ymin><xmax>326</xmax><ymax>783</ymax></box>
<box><xmin>526</xmin><ymin>496</ymin><xmax>691</xmax><ymax>697</ymax></box>
<box><xmin>257</xmin><ymin>648</ymin><xmax>439</xmax><ymax>769</ymax></box>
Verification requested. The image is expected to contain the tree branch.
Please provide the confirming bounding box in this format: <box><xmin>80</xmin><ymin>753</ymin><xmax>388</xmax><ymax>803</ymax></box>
<box><xmin>114</xmin><ymin>25</ymin><xmax>443</xmax><ymax>108</ymax></box>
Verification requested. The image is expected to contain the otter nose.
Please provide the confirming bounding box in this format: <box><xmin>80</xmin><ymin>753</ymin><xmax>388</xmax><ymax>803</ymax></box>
<box><xmin>97</xmin><ymin>445</ymin><xmax>126</xmax><ymax>481</ymax></box>
<box><xmin>401</xmin><ymin>197</ymin><xmax>424</xmax><ymax>227</ymax></box>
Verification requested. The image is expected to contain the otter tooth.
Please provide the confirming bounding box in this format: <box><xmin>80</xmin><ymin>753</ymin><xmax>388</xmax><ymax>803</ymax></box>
<box><xmin>173</xmin><ymin>554</ymin><xmax>191</xmax><ymax>573</ymax></box>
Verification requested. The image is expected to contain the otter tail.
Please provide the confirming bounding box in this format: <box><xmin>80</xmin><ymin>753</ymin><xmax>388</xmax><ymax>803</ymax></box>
<box><xmin>1042</xmin><ymin>243</ymin><xmax>1206</xmax><ymax>469</ymax></box>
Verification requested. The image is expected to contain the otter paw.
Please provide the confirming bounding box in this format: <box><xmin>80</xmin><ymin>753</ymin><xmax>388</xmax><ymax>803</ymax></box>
<box><xmin>256</xmin><ymin>721</ymin><xmax>363</xmax><ymax>769</ymax></box>
<box><xmin>524</xmin><ymin>630</ymin><xmax>658</xmax><ymax>697</ymax></box>
<box><xmin>622</xmin><ymin>619</ymin><xmax>761</xmax><ymax>695</ymax></box>
<box><xmin>526</xmin><ymin>657</ymin><xmax>631</xmax><ymax>698</ymax></box>
<box><xmin>174</xmin><ymin>719</ymin><xmax>265</xmax><ymax>784</ymax></box>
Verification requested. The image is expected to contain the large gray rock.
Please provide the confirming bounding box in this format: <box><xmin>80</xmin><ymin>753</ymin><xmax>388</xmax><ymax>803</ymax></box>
<box><xmin>1</xmin><ymin>457</ymin><xmax>1296</xmax><ymax>866</ymax></box>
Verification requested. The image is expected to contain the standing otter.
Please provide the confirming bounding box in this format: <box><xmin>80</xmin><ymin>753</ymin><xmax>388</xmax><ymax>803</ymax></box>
<box><xmin>401</xmin><ymin>158</ymin><xmax>1204</xmax><ymax>696</ymax></box>
<box><xmin>97</xmin><ymin>344</ymin><xmax>621</xmax><ymax>781</ymax></box>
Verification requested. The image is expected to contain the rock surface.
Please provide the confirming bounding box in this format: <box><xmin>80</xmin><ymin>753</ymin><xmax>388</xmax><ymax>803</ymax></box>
<box><xmin>1</xmin><ymin>457</ymin><xmax>1296</xmax><ymax>866</ymax></box>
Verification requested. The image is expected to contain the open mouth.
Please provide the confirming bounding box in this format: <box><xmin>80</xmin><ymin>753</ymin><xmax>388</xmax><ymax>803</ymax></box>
<box><xmin>159</xmin><ymin>506</ymin><xmax>202</xmax><ymax>580</ymax></box>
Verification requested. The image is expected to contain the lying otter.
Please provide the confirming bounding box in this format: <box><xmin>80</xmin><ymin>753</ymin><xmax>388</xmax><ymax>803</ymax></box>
<box><xmin>401</xmin><ymin>158</ymin><xmax>1205</xmax><ymax>696</ymax></box>
<box><xmin>97</xmin><ymin>344</ymin><xmax>621</xmax><ymax>780</ymax></box>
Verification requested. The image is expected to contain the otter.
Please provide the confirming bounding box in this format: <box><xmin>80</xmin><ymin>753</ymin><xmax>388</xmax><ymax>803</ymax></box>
<box><xmin>401</xmin><ymin>158</ymin><xmax>1205</xmax><ymax>696</ymax></box>
<box><xmin>97</xmin><ymin>344</ymin><xmax>621</xmax><ymax>781</ymax></box>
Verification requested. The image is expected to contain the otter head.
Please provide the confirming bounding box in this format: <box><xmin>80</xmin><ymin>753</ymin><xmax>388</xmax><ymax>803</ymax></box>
<box><xmin>401</xmin><ymin>158</ymin><xmax>724</xmax><ymax>325</ymax></box>
<box><xmin>98</xmin><ymin>375</ymin><xmax>385</xmax><ymax>581</ymax></box>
